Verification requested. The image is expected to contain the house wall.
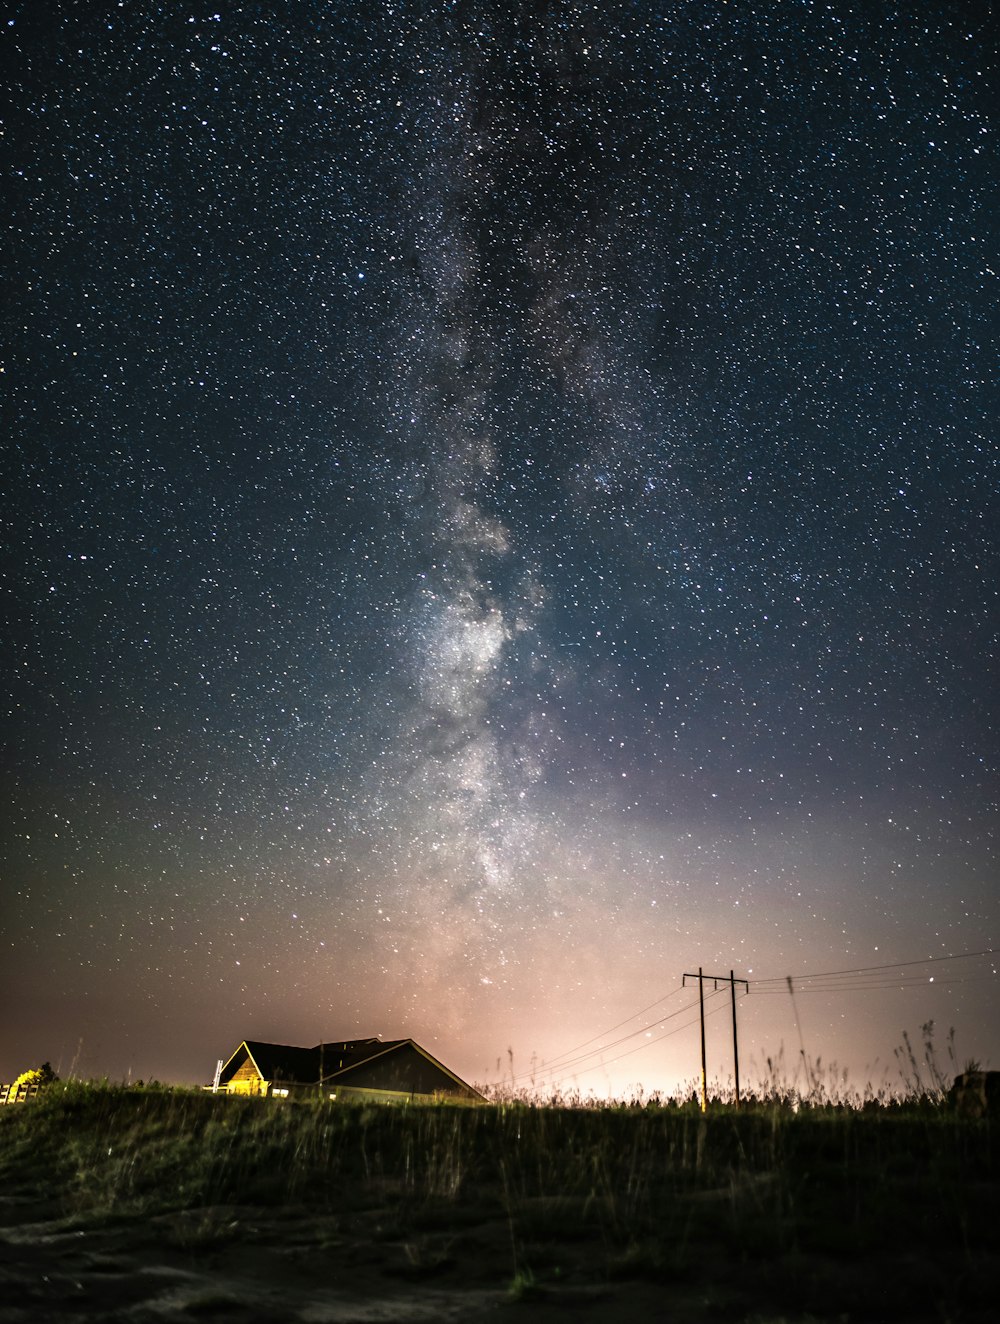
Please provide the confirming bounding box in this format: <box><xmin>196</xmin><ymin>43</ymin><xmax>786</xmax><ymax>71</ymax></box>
<box><xmin>226</xmin><ymin>1059</ymin><xmax>267</xmax><ymax>1096</ymax></box>
<box><xmin>329</xmin><ymin>1085</ymin><xmax>479</xmax><ymax>1105</ymax></box>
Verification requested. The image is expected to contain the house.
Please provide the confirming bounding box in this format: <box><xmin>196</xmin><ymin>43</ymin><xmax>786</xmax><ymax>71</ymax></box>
<box><xmin>215</xmin><ymin>1037</ymin><xmax>483</xmax><ymax>1103</ymax></box>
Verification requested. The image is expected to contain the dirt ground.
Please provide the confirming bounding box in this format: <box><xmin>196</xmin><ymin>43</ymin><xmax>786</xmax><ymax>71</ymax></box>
<box><xmin>3</xmin><ymin>1189</ymin><xmax>997</xmax><ymax>1324</ymax></box>
<box><xmin>0</xmin><ymin>1198</ymin><xmax>702</xmax><ymax>1323</ymax></box>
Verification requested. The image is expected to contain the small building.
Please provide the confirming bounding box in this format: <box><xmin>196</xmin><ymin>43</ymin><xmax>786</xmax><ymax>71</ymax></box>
<box><xmin>216</xmin><ymin>1037</ymin><xmax>483</xmax><ymax>1103</ymax></box>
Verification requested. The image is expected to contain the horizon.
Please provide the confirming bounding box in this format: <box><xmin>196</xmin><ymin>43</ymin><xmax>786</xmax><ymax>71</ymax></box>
<box><xmin>15</xmin><ymin>947</ymin><xmax>996</xmax><ymax>1101</ymax></box>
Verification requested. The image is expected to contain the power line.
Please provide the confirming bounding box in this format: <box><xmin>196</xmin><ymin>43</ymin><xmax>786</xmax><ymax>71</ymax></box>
<box><xmin>748</xmin><ymin>972</ymin><xmax>997</xmax><ymax>994</ymax></box>
<box><xmin>528</xmin><ymin>1009</ymin><xmax>705</xmax><ymax>1087</ymax></box>
<box><xmin>530</xmin><ymin>984</ymin><xmax>685</xmax><ymax>1073</ymax></box>
<box><xmin>523</xmin><ymin>989</ymin><xmax>735</xmax><ymax>1087</ymax></box>
<box><xmin>753</xmin><ymin>947</ymin><xmax>998</xmax><ymax>985</ymax></box>
<box><xmin>554</xmin><ymin>994</ymin><xmax>743</xmax><ymax>1084</ymax></box>
<box><xmin>509</xmin><ymin>987</ymin><xmax>702</xmax><ymax>1083</ymax></box>
<box><xmin>513</xmin><ymin>992</ymin><xmax>723</xmax><ymax>1083</ymax></box>
<box><xmin>506</xmin><ymin>947</ymin><xmax>998</xmax><ymax>1093</ymax></box>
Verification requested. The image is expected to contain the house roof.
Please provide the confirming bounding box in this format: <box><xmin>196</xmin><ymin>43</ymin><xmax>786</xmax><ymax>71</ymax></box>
<box><xmin>219</xmin><ymin>1038</ymin><xmax>377</xmax><ymax>1085</ymax></box>
<box><xmin>314</xmin><ymin>1039</ymin><xmax>384</xmax><ymax>1072</ymax></box>
<box><xmin>220</xmin><ymin>1041</ymin><xmax>317</xmax><ymax>1085</ymax></box>
<box><xmin>322</xmin><ymin>1038</ymin><xmax>481</xmax><ymax>1096</ymax></box>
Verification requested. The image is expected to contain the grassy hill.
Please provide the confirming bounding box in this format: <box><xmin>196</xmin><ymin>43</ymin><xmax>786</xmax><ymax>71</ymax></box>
<box><xmin>0</xmin><ymin>1082</ymin><xmax>995</xmax><ymax>1321</ymax></box>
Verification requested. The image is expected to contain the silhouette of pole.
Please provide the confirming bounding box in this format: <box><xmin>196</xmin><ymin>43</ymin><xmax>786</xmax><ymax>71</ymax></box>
<box><xmin>698</xmin><ymin>967</ymin><xmax>707</xmax><ymax>1112</ymax></box>
<box><xmin>730</xmin><ymin>969</ymin><xmax>741</xmax><ymax>1107</ymax></box>
<box><xmin>683</xmin><ymin>968</ymin><xmax>749</xmax><ymax>1109</ymax></box>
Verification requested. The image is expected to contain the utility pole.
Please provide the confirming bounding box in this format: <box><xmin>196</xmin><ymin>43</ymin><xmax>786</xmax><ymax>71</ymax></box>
<box><xmin>730</xmin><ymin>970</ymin><xmax>742</xmax><ymax>1107</ymax></box>
<box><xmin>698</xmin><ymin>968</ymin><xmax>707</xmax><ymax>1113</ymax></box>
<box><xmin>682</xmin><ymin>968</ymin><xmax>750</xmax><ymax>1111</ymax></box>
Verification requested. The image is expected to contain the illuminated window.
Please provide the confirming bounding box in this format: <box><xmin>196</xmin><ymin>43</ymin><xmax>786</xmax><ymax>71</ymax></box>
<box><xmin>273</xmin><ymin>1088</ymin><xmax>289</xmax><ymax>1098</ymax></box>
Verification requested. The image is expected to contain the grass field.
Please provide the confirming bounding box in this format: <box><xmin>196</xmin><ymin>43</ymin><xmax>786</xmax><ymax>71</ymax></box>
<box><xmin>0</xmin><ymin>1081</ymin><xmax>995</xmax><ymax>1322</ymax></box>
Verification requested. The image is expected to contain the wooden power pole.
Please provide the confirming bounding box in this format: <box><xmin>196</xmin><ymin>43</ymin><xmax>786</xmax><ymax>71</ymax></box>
<box><xmin>683</xmin><ymin>968</ymin><xmax>749</xmax><ymax>1110</ymax></box>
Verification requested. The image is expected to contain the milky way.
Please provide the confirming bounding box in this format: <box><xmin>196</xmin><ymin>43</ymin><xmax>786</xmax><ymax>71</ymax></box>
<box><xmin>4</xmin><ymin>2</ymin><xmax>998</xmax><ymax>1092</ymax></box>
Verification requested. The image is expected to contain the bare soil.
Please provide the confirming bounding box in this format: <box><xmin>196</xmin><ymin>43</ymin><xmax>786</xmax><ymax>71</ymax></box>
<box><xmin>3</xmin><ymin>1185</ymin><xmax>997</xmax><ymax>1324</ymax></box>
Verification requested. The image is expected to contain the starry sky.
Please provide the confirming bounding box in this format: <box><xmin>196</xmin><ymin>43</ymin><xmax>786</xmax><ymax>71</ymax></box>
<box><xmin>3</xmin><ymin>1</ymin><xmax>998</xmax><ymax>1095</ymax></box>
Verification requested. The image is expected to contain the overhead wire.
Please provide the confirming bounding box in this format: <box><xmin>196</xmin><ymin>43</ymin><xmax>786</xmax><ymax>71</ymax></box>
<box><xmin>508</xmin><ymin>947</ymin><xmax>997</xmax><ymax>1092</ymax></box>
<box><xmin>749</xmin><ymin>972</ymin><xmax>997</xmax><ymax>994</ymax></box>
<box><xmin>522</xmin><ymin>987</ymin><xmax>735</xmax><ymax>1086</ymax></box>
<box><xmin>530</xmin><ymin>983</ymin><xmax>686</xmax><ymax>1073</ymax></box>
<box><xmin>752</xmin><ymin>947</ymin><xmax>998</xmax><ymax>985</ymax></box>
<box><xmin>508</xmin><ymin>985</ymin><xmax>695</xmax><ymax>1084</ymax></box>
<box><xmin>546</xmin><ymin>991</ymin><xmax>747</xmax><ymax>1083</ymax></box>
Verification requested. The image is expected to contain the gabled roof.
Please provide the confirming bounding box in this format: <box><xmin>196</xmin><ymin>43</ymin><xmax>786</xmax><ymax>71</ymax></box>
<box><xmin>322</xmin><ymin>1038</ymin><xmax>483</xmax><ymax>1097</ymax></box>
<box><xmin>321</xmin><ymin>1038</ymin><xmax>406</xmax><ymax>1082</ymax></box>
<box><xmin>313</xmin><ymin>1039</ymin><xmax>383</xmax><ymax>1071</ymax></box>
<box><xmin>218</xmin><ymin>1040</ymin><xmax>316</xmax><ymax>1085</ymax></box>
<box><xmin>218</xmin><ymin>1038</ymin><xmax>386</xmax><ymax>1086</ymax></box>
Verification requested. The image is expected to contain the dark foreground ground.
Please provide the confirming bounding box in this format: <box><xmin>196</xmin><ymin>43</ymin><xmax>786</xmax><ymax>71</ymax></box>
<box><xmin>0</xmin><ymin>1085</ymin><xmax>996</xmax><ymax>1323</ymax></box>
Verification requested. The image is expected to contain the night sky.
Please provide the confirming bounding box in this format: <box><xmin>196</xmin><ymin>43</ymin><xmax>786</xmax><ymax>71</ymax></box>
<box><xmin>4</xmin><ymin>2</ymin><xmax>998</xmax><ymax>1096</ymax></box>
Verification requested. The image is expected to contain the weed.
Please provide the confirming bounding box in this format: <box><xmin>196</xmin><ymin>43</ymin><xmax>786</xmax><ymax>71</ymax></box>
<box><xmin>507</xmin><ymin>1267</ymin><xmax>543</xmax><ymax>1300</ymax></box>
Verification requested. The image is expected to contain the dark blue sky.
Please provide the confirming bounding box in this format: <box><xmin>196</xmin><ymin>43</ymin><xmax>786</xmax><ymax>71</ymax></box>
<box><xmin>4</xmin><ymin>1</ymin><xmax>997</xmax><ymax>1092</ymax></box>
